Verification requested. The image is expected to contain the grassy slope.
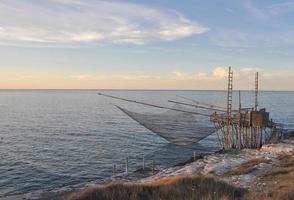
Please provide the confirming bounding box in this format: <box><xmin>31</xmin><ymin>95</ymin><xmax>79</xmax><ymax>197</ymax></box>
<box><xmin>247</xmin><ymin>153</ymin><xmax>294</xmax><ymax>200</ymax></box>
<box><xmin>66</xmin><ymin>176</ymin><xmax>246</xmax><ymax>200</ymax></box>
<box><xmin>66</xmin><ymin>150</ymin><xmax>294</xmax><ymax>200</ymax></box>
<box><xmin>224</xmin><ymin>158</ymin><xmax>266</xmax><ymax>176</ymax></box>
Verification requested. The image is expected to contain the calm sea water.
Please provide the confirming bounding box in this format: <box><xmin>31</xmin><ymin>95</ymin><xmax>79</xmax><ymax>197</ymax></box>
<box><xmin>0</xmin><ymin>90</ymin><xmax>293</xmax><ymax>198</ymax></box>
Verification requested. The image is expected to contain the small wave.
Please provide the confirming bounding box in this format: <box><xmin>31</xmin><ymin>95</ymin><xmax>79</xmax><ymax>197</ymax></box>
<box><xmin>66</xmin><ymin>132</ymin><xmax>97</xmax><ymax>137</ymax></box>
<box><xmin>0</xmin><ymin>185</ymin><xmax>78</xmax><ymax>200</ymax></box>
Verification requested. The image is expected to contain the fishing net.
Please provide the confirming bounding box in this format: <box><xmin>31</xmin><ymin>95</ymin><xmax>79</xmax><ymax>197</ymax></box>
<box><xmin>116</xmin><ymin>105</ymin><xmax>216</xmax><ymax>145</ymax></box>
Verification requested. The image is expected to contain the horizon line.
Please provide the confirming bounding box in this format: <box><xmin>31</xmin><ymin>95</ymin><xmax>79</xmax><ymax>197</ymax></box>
<box><xmin>0</xmin><ymin>88</ymin><xmax>293</xmax><ymax>92</ymax></box>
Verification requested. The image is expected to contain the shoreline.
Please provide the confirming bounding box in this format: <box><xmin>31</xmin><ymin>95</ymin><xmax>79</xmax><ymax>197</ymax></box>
<box><xmin>65</xmin><ymin>138</ymin><xmax>294</xmax><ymax>200</ymax></box>
<box><xmin>0</xmin><ymin>150</ymin><xmax>213</xmax><ymax>200</ymax></box>
<box><xmin>2</xmin><ymin>138</ymin><xmax>294</xmax><ymax>200</ymax></box>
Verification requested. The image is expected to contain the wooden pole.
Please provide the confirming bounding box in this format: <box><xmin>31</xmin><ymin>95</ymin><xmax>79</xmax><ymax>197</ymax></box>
<box><xmin>126</xmin><ymin>157</ymin><xmax>129</xmax><ymax>174</ymax></box>
<box><xmin>245</xmin><ymin>127</ymin><xmax>249</xmax><ymax>148</ymax></box>
<box><xmin>152</xmin><ymin>160</ymin><xmax>156</xmax><ymax>175</ymax></box>
<box><xmin>143</xmin><ymin>155</ymin><xmax>145</xmax><ymax>171</ymax></box>
<box><xmin>113</xmin><ymin>164</ymin><xmax>116</xmax><ymax>176</ymax></box>
<box><xmin>255</xmin><ymin>72</ymin><xmax>259</xmax><ymax>111</ymax></box>
<box><xmin>238</xmin><ymin>90</ymin><xmax>242</xmax><ymax>149</ymax></box>
<box><xmin>260</xmin><ymin>128</ymin><xmax>263</xmax><ymax>148</ymax></box>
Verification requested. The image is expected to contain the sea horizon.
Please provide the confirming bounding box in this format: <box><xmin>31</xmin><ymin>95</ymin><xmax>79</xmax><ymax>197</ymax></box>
<box><xmin>1</xmin><ymin>89</ymin><xmax>294</xmax><ymax>92</ymax></box>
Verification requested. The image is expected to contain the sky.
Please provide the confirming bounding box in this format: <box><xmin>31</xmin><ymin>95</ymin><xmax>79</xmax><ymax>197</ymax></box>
<box><xmin>0</xmin><ymin>0</ymin><xmax>293</xmax><ymax>90</ymax></box>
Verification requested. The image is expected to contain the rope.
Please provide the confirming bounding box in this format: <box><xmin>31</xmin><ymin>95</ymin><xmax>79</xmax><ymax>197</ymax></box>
<box><xmin>98</xmin><ymin>93</ymin><xmax>211</xmax><ymax>117</ymax></box>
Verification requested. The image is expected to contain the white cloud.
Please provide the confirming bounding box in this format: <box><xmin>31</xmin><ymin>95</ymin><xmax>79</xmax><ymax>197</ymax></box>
<box><xmin>158</xmin><ymin>24</ymin><xmax>207</xmax><ymax>41</ymax></box>
<box><xmin>0</xmin><ymin>0</ymin><xmax>208</xmax><ymax>46</ymax></box>
<box><xmin>69</xmin><ymin>75</ymin><xmax>96</xmax><ymax>80</ymax></box>
<box><xmin>210</xmin><ymin>30</ymin><xmax>253</xmax><ymax>48</ymax></box>
<box><xmin>112</xmin><ymin>74</ymin><xmax>161</xmax><ymax>80</ymax></box>
<box><xmin>239</xmin><ymin>67</ymin><xmax>259</xmax><ymax>73</ymax></box>
<box><xmin>172</xmin><ymin>71</ymin><xmax>185</xmax><ymax>77</ymax></box>
<box><xmin>24</xmin><ymin>68</ymin><xmax>276</xmax><ymax>84</ymax></box>
<box><xmin>170</xmin><ymin>67</ymin><xmax>267</xmax><ymax>81</ymax></box>
<box><xmin>243</xmin><ymin>0</ymin><xmax>294</xmax><ymax>20</ymax></box>
<box><xmin>209</xmin><ymin>29</ymin><xmax>294</xmax><ymax>50</ymax></box>
<box><xmin>88</xmin><ymin>67</ymin><xmax>264</xmax><ymax>82</ymax></box>
<box><xmin>71</xmin><ymin>32</ymin><xmax>104</xmax><ymax>42</ymax></box>
<box><xmin>69</xmin><ymin>74</ymin><xmax>161</xmax><ymax>81</ymax></box>
<box><xmin>269</xmin><ymin>1</ymin><xmax>294</xmax><ymax>16</ymax></box>
<box><xmin>171</xmin><ymin>71</ymin><xmax>210</xmax><ymax>81</ymax></box>
<box><xmin>212</xmin><ymin>67</ymin><xmax>228</xmax><ymax>79</ymax></box>
<box><xmin>113</xmin><ymin>38</ymin><xmax>146</xmax><ymax>45</ymax></box>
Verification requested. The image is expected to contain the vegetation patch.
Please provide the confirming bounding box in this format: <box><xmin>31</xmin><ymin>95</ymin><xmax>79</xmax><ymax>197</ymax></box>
<box><xmin>247</xmin><ymin>153</ymin><xmax>294</xmax><ymax>200</ymax></box>
<box><xmin>66</xmin><ymin>176</ymin><xmax>247</xmax><ymax>200</ymax></box>
<box><xmin>224</xmin><ymin>158</ymin><xmax>266</xmax><ymax>176</ymax></box>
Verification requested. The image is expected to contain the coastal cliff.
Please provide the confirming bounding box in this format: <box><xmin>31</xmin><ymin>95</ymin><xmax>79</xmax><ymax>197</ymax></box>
<box><xmin>66</xmin><ymin>138</ymin><xmax>294</xmax><ymax>200</ymax></box>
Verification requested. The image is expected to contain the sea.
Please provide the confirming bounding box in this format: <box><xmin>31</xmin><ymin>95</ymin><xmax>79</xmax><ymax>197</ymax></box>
<box><xmin>0</xmin><ymin>90</ymin><xmax>293</xmax><ymax>199</ymax></box>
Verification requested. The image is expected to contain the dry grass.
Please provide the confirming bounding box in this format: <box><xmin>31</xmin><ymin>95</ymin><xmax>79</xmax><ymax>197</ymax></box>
<box><xmin>246</xmin><ymin>153</ymin><xmax>294</xmax><ymax>200</ymax></box>
<box><xmin>225</xmin><ymin>158</ymin><xmax>267</xmax><ymax>176</ymax></box>
<box><xmin>66</xmin><ymin>176</ymin><xmax>246</xmax><ymax>200</ymax></box>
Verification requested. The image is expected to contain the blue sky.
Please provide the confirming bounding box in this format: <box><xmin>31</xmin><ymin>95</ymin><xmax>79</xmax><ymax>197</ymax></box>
<box><xmin>0</xmin><ymin>0</ymin><xmax>293</xmax><ymax>89</ymax></box>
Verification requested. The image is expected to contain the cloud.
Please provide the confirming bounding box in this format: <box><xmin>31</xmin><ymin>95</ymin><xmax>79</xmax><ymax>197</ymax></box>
<box><xmin>172</xmin><ymin>71</ymin><xmax>185</xmax><ymax>78</ymax></box>
<box><xmin>239</xmin><ymin>67</ymin><xmax>259</xmax><ymax>73</ymax></box>
<box><xmin>171</xmin><ymin>71</ymin><xmax>210</xmax><ymax>81</ymax></box>
<box><xmin>69</xmin><ymin>75</ymin><xmax>96</xmax><ymax>80</ymax></box>
<box><xmin>171</xmin><ymin>67</ymin><xmax>266</xmax><ymax>81</ymax></box>
<box><xmin>69</xmin><ymin>74</ymin><xmax>161</xmax><ymax>81</ymax></box>
<box><xmin>2</xmin><ymin>67</ymin><xmax>293</xmax><ymax>90</ymax></box>
<box><xmin>209</xmin><ymin>29</ymin><xmax>294</xmax><ymax>50</ymax></box>
<box><xmin>243</xmin><ymin>0</ymin><xmax>294</xmax><ymax>20</ymax></box>
<box><xmin>66</xmin><ymin>67</ymin><xmax>282</xmax><ymax>90</ymax></box>
<box><xmin>210</xmin><ymin>30</ymin><xmax>253</xmax><ymax>48</ymax></box>
<box><xmin>0</xmin><ymin>0</ymin><xmax>208</xmax><ymax>46</ymax></box>
<box><xmin>171</xmin><ymin>68</ymin><xmax>226</xmax><ymax>81</ymax></box>
<box><xmin>208</xmin><ymin>1</ymin><xmax>294</xmax><ymax>51</ymax></box>
<box><xmin>167</xmin><ymin>67</ymin><xmax>294</xmax><ymax>90</ymax></box>
<box><xmin>269</xmin><ymin>1</ymin><xmax>294</xmax><ymax>16</ymax></box>
<box><xmin>171</xmin><ymin>67</ymin><xmax>229</xmax><ymax>81</ymax></box>
<box><xmin>212</xmin><ymin>67</ymin><xmax>228</xmax><ymax>79</ymax></box>
<box><xmin>71</xmin><ymin>32</ymin><xmax>104</xmax><ymax>42</ymax></box>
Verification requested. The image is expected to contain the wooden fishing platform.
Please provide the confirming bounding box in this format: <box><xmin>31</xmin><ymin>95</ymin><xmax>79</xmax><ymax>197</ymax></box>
<box><xmin>99</xmin><ymin>67</ymin><xmax>284</xmax><ymax>150</ymax></box>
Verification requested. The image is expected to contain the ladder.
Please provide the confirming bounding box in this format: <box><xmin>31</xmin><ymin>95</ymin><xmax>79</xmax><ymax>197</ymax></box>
<box><xmin>226</xmin><ymin>66</ymin><xmax>233</xmax><ymax>148</ymax></box>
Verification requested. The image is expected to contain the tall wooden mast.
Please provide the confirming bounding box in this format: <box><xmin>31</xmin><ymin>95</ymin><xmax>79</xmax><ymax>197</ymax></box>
<box><xmin>255</xmin><ymin>72</ymin><xmax>259</xmax><ymax>111</ymax></box>
<box><xmin>226</xmin><ymin>66</ymin><xmax>233</xmax><ymax>148</ymax></box>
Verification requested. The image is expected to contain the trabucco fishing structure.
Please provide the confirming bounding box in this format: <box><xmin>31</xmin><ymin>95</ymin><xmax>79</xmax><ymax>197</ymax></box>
<box><xmin>99</xmin><ymin>67</ymin><xmax>283</xmax><ymax>150</ymax></box>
